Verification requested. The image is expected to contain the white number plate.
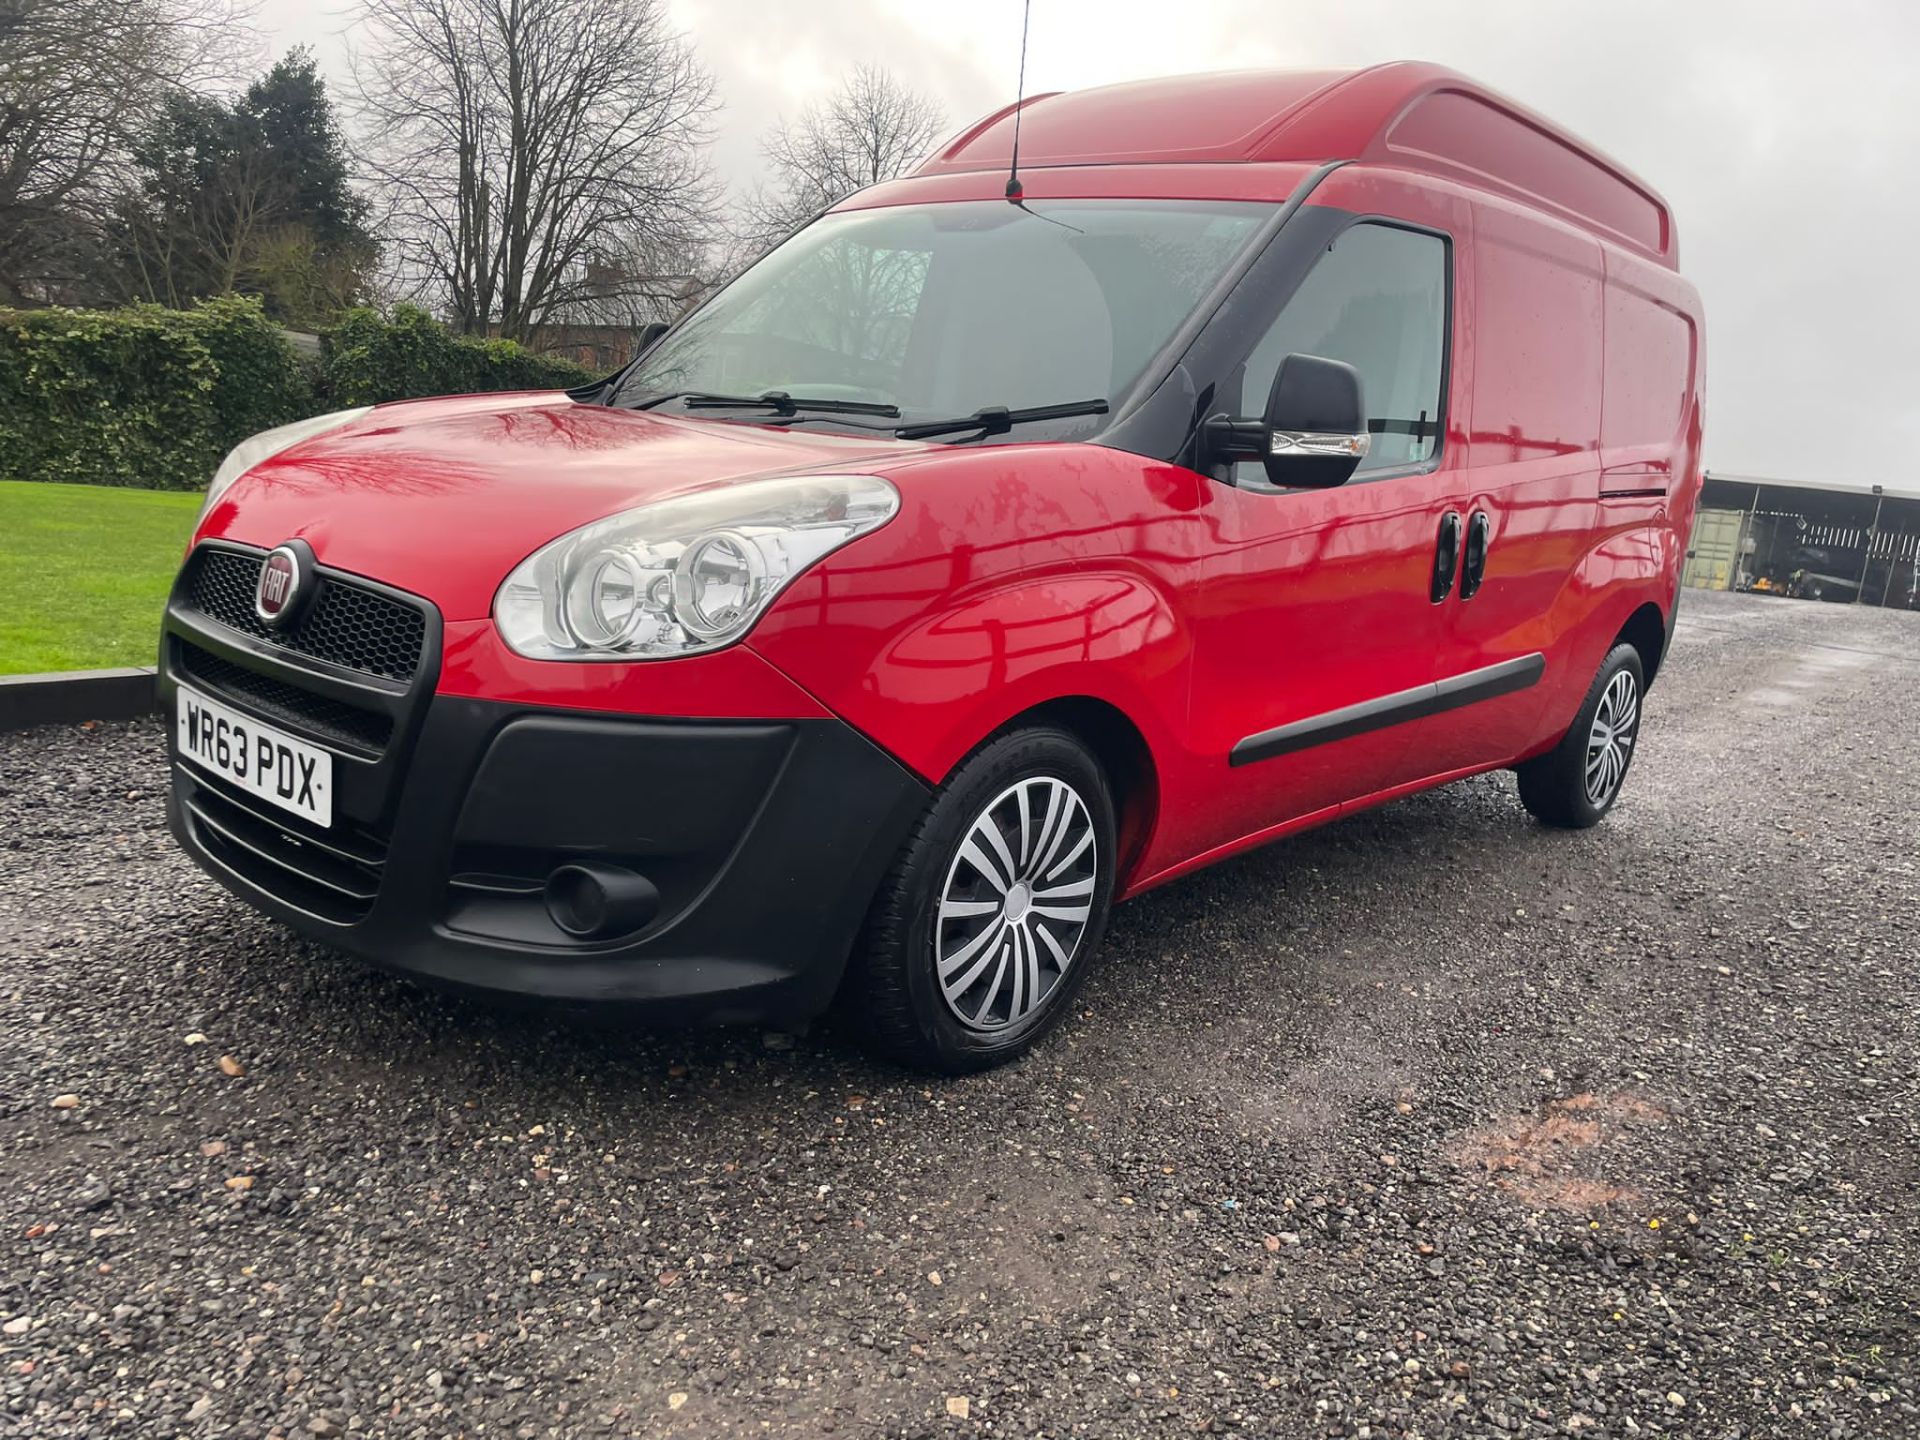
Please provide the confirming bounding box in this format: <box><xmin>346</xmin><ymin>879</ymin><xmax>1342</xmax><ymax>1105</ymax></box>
<box><xmin>176</xmin><ymin>685</ymin><xmax>334</xmax><ymax>827</ymax></box>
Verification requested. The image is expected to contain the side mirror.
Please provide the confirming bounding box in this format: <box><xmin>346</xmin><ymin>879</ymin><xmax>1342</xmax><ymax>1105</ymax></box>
<box><xmin>636</xmin><ymin>320</ymin><xmax>669</xmax><ymax>355</ymax></box>
<box><xmin>1203</xmin><ymin>352</ymin><xmax>1370</xmax><ymax>489</ymax></box>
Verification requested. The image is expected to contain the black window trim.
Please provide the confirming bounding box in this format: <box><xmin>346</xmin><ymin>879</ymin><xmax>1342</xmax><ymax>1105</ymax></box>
<box><xmin>1099</xmin><ymin>162</ymin><xmax>1349</xmax><ymax>433</ymax></box>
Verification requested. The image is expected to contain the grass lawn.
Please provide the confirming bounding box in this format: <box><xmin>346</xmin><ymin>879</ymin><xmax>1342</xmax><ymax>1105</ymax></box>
<box><xmin>0</xmin><ymin>480</ymin><xmax>200</xmax><ymax>675</ymax></box>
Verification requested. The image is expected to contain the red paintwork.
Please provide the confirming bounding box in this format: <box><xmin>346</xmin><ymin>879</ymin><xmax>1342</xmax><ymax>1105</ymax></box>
<box><xmin>437</xmin><ymin>620</ymin><xmax>833</xmax><ymax>720</ymax></box>
<box><xmin>198</xmin><ymin>391</ymin><xmax>936</xmax><ymax>621</ymax></box>
<box><xmin>839</xmin><ymin>161</ymin><xmax>1314</xmax><ymax>211</ymax></box>
<box><xmin>913</xmin><ymin>62</ymin><xmax>1676</xmax><ymax>267</ymax></box>
<box><xmin>193</xmin><ymin>64</ymin><xmax>1704</xmax><ymax>902</ymax></box>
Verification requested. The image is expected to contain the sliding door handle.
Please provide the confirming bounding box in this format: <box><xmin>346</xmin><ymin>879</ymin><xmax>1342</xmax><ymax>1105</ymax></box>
<box><xmin>1461</xmin><ymin>511</ymin><xmax>1492</xmax><ymax>600</ymax></box>
<box><xmin>1431</xmin><ymin>511</ymin><xmax>1463</xmax><ymax>603</ymax></box>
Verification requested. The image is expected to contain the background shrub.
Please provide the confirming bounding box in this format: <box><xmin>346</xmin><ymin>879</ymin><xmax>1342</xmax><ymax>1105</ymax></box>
<box><xmin>318</xmin><ymin>304</ymin><xmax>594</xmax><ymax>407</ymax></box>
<box><xmin>196</xmin><ymin>297</ymin><xmax>320</xmax><ymax>447</ymax></box>
<box><xmin>0</xmin><ymin>300</ymin><xmax>312</xmax><ymax>491</ymax></box>
<box><xmin>1</xmin><ymin>300</ymin><xmax>595</xmax><ymax>491</ymax></box>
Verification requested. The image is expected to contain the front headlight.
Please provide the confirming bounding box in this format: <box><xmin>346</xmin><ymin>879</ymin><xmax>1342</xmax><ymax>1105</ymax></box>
<box><xmin>494</xmin><ymin>474</ymin><xmax>899</xmax><ymax>661</ymax></box>
<box><xmin>198</xmin><ymin>408</ymin><xmax>373</xmax><ymax>523</ymax></box>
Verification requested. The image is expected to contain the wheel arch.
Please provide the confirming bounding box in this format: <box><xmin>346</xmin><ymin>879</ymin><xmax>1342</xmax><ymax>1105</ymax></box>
<box><xmin>981</xmin><ymin>695</ymin><xmax>1161</xmax><ymax>889</ymax></box>
<box><xmin>1615</xmin><ymin>600</ymin><xmax>1669</xmax><ymax>688</ymax></box>
<box><xmin>1550</xmin><ymin>520</ymin><xmax>1683</xmax><ymax>709</ymax></box>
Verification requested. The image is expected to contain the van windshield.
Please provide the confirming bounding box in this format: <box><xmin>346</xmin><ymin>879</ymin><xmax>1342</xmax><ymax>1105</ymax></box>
<box><xmin>612</xmin><ymin>199</ymin><xmax>1271</xmax><ymax>432</ymax></box>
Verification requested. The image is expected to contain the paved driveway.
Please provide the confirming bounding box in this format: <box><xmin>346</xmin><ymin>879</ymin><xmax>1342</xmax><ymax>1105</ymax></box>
<box><xmin>2</xmin><ymin>590</ymin><xmax>1916</xmax><ymax>1438</ymax></box>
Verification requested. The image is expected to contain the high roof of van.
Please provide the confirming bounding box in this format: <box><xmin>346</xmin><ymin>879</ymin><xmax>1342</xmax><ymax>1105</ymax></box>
<box><xmin>912</xmin><ymin>63</ymin><xmax>1677</xmax><ymax>269</ymax></box>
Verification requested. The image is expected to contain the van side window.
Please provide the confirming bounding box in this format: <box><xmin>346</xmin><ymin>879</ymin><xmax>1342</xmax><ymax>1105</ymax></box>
<box><xmin>1238</xmin><ymin>223</ymin><xmax>1448</xmax><ymax>481</ymax></box>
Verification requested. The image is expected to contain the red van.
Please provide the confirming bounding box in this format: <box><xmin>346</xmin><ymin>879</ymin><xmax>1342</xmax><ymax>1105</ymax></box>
<box><xmin>162</xmin><ymin>64</ymin><xmax>1704</xmax><ymax>1071</ymax></box>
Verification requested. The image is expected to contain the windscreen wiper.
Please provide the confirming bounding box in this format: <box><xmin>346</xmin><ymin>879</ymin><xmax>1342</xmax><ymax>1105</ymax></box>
<box><xmin>641</xmin><ymin>389</ymin><xmax>900</xmax><ymax>418</ymax></box>
<box><xmin>895</xmin><ymin>398</ymin><xmax>1109</xmax><ymax>441</ymax></box>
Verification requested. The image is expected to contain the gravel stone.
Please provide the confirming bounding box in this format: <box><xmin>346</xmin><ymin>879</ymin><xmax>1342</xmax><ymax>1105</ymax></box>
<box><xmin>1</xmin><ymin>590</ymin><xmax>1916</xmax><ymax>1437</ymax></box>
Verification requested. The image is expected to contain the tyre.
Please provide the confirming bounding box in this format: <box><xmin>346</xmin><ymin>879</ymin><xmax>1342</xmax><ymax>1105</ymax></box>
<box><xmin>848</xmin><ymin>726</ymin><xmax>1117</xmax><ymax>1073</ymax></box>
<box><xmin>1516</xmin><ymin>642</ymin><xmax>1645</xmax><ymax>829</ymax></box>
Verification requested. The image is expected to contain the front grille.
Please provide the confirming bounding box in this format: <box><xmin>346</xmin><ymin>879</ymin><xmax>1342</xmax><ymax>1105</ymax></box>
<box><xmin>175</xmin><ymin>642</ymin><xmax>394</xmax><ymax>755</ymax></box>
<box><xmin>186</xmin><ymin>548</ymin><xmax>427</xmax><ymax>682</ymax></box>
<box><xmin>180</xmin><ymin>768</ymin><xmax>388</xmax><ymax>923</ymax></box>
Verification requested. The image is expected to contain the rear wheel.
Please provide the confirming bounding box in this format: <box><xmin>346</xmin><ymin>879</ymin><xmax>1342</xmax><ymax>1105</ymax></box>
<box><xmin>1516</xmin><ymin>643</ymin><xmax>1644</xmax><ymax>829</ymax></box>
<box><xmin>849</xmin><ymin>727</ymin><xmax>1116</xmax><ymax>1073</ymax></box>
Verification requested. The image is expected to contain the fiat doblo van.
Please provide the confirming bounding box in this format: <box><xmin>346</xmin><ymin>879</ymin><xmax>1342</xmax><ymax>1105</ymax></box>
<box><xmin>162</xmin><ymin>64</ymin><xmax>1704</xmax><ymax>1071</ymax></box>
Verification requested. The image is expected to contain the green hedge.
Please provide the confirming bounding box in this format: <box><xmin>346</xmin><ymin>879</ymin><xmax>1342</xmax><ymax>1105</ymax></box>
<box><xmin>320</xmin><ymin>305</ymin><xmax>594</xmax><ymax>407</ymax></box>
<box><xmin>0</xmin><ymin>300</ymin><xmax>597</xmax><ymax>492</ymax></box>
<box><xmin>0</xmin><ymin>299</ymin><xmax>313</xmax><ymax>491</ymax></box>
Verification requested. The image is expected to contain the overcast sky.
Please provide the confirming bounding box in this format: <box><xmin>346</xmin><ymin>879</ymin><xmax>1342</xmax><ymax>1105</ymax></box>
<box><xmin>260</xmin><ymin>0</ymin><xmax>1920</xmax><ymax>491</ymax></box>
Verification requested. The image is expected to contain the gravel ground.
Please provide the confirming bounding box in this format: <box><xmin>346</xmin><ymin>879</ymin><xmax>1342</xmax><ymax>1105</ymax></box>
<box><xmin>2</xmin><ymin>589</ymin><xmax>1917</xmax><ymax>1440</ymax></box>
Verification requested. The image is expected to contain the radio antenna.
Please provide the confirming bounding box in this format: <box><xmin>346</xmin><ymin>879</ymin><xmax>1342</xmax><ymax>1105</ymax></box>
<box><xmin>1006</xmin><ymin>0</ymin><xmax>1031</xmax><ymax>200</ymax></box>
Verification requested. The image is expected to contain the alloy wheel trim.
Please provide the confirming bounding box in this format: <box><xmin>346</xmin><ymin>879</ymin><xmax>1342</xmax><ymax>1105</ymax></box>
<box><xmin>934</xmin><ymin>775</ymin><xmax>1098</xmax><ymax>1033</ymax></box>
<box><xmin>1584</xmin><ymin>668</ymin><xmax>1640</xmax><ymax>806</ymax></box>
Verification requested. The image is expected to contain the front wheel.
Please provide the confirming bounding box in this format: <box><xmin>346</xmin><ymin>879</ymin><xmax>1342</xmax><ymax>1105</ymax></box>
<box><xmin>848</xmin><ymin>727</ymin><xmax>1116</xmax><ymax>1073</ymax></box>
<box><xmin>1516</xmin><ymin>643</ymin><xmax>1645</xmax><ymax>829</ymax></box>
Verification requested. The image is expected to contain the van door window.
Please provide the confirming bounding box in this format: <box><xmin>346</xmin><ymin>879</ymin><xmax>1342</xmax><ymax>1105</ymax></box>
<box><xmin>1238</xmin><ymin>223</ymin><xmax>1448</xmax><ymax>482</ymax></box>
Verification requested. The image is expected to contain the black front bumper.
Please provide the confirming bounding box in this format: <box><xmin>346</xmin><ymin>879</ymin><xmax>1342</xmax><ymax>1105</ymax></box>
<box><xmin>160</xmin><ymin>554</ymin><xmax>928</xmax><ymax>1024</ymax></box>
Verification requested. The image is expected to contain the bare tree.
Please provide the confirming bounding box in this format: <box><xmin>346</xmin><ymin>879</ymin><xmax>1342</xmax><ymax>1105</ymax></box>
<box><xmin>111</xmin><ymin>53</ymin><xmax>378</xmax><ymax>324</ymax></box>
<box><xmin>0</xmin><ymin>0</ymin><xmax>247</xmax><ymax>303</ymax></box>
<box><xmin>741</xmin><ymin>66</ymin><xmax>945</xmax><ymax>255</ymax></box>
<box><xmin>351</xmin><ymin>0</ymin><xmax>720</xmax><ymax>344</ymax></box>
<box><xmin>116</xmin><ymin>122</ymin><xmax>285</xmax><ymax>308</ymax></box>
